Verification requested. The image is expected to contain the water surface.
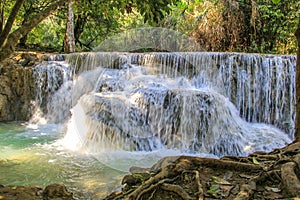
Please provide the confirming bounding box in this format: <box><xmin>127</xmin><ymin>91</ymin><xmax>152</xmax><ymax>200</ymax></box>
<box><xmin>0</xmin><ymin>122</ymin><xmax>126</xmax><ymax>199</ymax></box>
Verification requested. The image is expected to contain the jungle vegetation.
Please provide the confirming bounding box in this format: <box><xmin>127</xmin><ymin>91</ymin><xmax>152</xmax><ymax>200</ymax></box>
<box><xmin>0</xmin><ymin>0</ymin><xmax>298</xmax><ymax>54</ymax></box>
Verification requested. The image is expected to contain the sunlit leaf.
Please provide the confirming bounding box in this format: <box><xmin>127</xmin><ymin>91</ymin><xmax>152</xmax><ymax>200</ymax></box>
<box><xmin>272</xmin><ymin>0</ymin><xmax>281</xmax><ymax>4</ymax></box>
<box><xmin>252</xmin><ymin>157</ymin><xmax>260</xmax><ymax>165</ymax></box>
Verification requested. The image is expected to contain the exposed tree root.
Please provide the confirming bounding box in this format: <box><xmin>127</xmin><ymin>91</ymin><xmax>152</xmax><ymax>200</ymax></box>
<box><xmin>194</xmin><ymin>170</ymin><xmax>204</xmax><ymax>199</ymax></box>
<box><xmin>176</xmin><ymin>156</ymin><xmax>262</xmax><ymax>172</ymax></box>
<box><xmin>160</xmin><ymin>183</ymin><xmax>194</xmax><ymax>200</ymax></box>
<box><xmin>281</xmin><ymin>162</ymin><xmax>300</xmax><ymax>197</ymax></box>
<box><xmin>233</xmin><ymin>184</ymin><xmax>252</xmax><ymax>200</ymax></box>
<box><xmin>133</xmin><ymin>178</ymin><xmax>178</xmax><ymax>200</ymax></box>
<box><xmin>104</xmin><ymin>142</ymin><xmax>300</xmax><ymax>200</ymax></box>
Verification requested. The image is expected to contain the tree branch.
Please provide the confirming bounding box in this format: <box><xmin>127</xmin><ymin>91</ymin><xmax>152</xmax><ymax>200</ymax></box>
<box><xmin>0</xmin><ymin>0</ymin><xmax>68</xmax><ymax>62</ymax></box>
<box><xmin>0</xmin><ymin>0</ymin><xmax>25</xmax><ymax>48</ymax></box>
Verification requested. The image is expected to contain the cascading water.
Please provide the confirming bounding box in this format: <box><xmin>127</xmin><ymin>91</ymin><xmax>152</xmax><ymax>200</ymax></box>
<box><xmin>53</xmin><ymin>52</ymin><xmax>295</xmax><ymax>160</ymax></box>
<box><xmin>63</xmin><ymin>52</ymin><xmax>296</xmax><ymax>136</ymax></box>
<box><xmin>1</xmin><ymin>51</ymin><xmax>295</xmax><ymax>199</ymax></box>
<box><xmin>33</xmin><ymin>58</ymin><xmax>71</xmax><ymax>124</ymax></box>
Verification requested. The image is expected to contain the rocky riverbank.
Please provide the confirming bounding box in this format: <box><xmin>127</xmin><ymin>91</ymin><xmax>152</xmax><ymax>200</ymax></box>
<box><xmin>0</xmin><ymin>52</ymin><xmax>75</xmax><ymax>200</ymax></box>
<box><xmin>104</xmin><ymin>141</ymin><xmax>300</xmax><ymax>200</ymax></box>
<box><xmin>1</xmin><ymin>140</ymin><xmax>300</xmax><ymax>200</ymax></box>
<box><xmin>0</xmin><ymin>52</ymin><xmax>49</xmax><ymax>121</ymax></box>
<box><xmin>0</xmin><ymin>183</ymin><xmax>75</xmax><ymax>200</ymax></box>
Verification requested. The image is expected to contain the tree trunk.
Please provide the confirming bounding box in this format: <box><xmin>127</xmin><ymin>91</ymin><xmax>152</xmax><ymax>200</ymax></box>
<box><xmin>295</xmin><ymin>14</ymin><xmax>300</xmax><ymax>142</ymax></box>
<box><xmin>0</xmin><ymin>0</ymin><xmax>4</xmax><ymax>33</ymax></box>
<box><xmin>0</xmin><ymin>0</ymin><xmax>67</xmax><ymax>62</ymax></box>
<box><xmin>74</xmin><ymin>14</ymin><xmax>86</xmax><ymax>49</ymax></box>
<box><xmin>63</xmin><ymin>1</ymin><xmax>76</xmax><ymax>53</ymax></box>
<box><xmin>0</xmin><ymin>0</ymin><xmax>25</xmax><ymax>48</ymax></box>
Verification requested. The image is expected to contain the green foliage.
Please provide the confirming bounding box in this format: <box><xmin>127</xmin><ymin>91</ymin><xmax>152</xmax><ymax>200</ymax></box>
<box><xmin>1</xmin><ymin>0</ymin><xmax>297</xmax><ymax>54</ymax></box>
<box><xmin>162</xmin><ymin>0</ymin><xmax>201</xmax><ymax>34</ymax></box>
<box><xmin>26</xmin><ymin>16</ymin><xmax>64</xmax><ymax>51</ymax></box>
<box><xmin>272</xmin><ymin>0</ymin><xmax>281</xmax><ymax>4</ymax></box>
<box><xmin>252</xmin><ymin>0</ymin><xmax>299</xmax><ymax>54</ymax></box>
<box><xmin>208</xmin><ymin>184</ymin><xmax>219</xmax><ymax>195</ymax></box>
<box><xmin>71</xmin><ymin>0</ymin><xmax>121</xmax><ymax>50</ymax></box>
<box><xmin>134</xmin><ymin>0</ymin><xmax>178</xmax><ymax>25</ymax></box>
<box><xmin>0</xmin><ymin>0</ymin><xmax>65</xmax><ymax>51</ymax></box>
<box><xmin>65</xmin><ymin>0</ymin><xmax>179</xmax><ymax>50</ymax></box>
<box><xmin>1</xmin><ymin>0</ymin><xmax>179</xmax><ymax>51</ymax></box>
<box><xmin>163</xmin><ymin>0</ymin><xmax>299</xmax><ymax>54</ymax></box>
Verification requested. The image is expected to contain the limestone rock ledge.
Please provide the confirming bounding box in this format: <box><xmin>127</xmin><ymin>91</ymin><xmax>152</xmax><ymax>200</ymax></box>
<box><xmin>0</xmin><ymin>52</ymin><xmax>48</xmax><ymax>121</ymax></box>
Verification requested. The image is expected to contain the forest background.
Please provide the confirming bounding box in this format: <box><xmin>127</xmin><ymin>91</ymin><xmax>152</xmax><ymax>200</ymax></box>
<box><xmin>0</xmin><ymin>0</ymin><xmax>298</xmax><ymax>55</ymax></box>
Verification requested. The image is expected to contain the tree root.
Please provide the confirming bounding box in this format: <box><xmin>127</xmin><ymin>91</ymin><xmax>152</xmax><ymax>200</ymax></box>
<box><xmin>194</xmin><ymin>170</ymin><xmax>204</xmax><ymax>199</ymax></box>
<box><xmin>250</xmin><ymin>169</ymin><xmax>281</xmax><ymax>184</ymax></box>
<box><xmin>104</xmin><ymin>145</ymin><xmax>300</xmax><ymax>200</ymax></box>
<box><xmin>178</xmin><ymin>156</ymin><xmax>262</xmax><ymax>172</ymax></box>
<box><xmin>281</xmin><ymin>162</ymin><xmax>300</xmax><ymax>197</ymax></box>
<box><xmin>160</xmin><ymin>183</ymin><xmax>194</xmax><ymax>200</ymax></box>
<box><xmin>134</xmin><ymin>178</ymin><xmax>178</xmax><ymax>200</ymax></box>
<box><xmin>248</xmin><ymin>154</ymin><xmax>280</xmax><ymax>161</ymax></box>
<box><xmin>126</xmin><ymin>164</ymin><xmax>180</xmax><ymax>200</ymax></box>
<box><xmin>233</xmin><ymin>184</ymin><xmax>252</xmax><ymax>200</ymax></box>
<box><xmin>118</xmin><ymin>156</ymin><xmax>262</xmax><ymax>200</ymax></box>
<box><xmin>127</xmin><ymin>169</ymin><xmax>203</xmax><ymax>200</ymax></box>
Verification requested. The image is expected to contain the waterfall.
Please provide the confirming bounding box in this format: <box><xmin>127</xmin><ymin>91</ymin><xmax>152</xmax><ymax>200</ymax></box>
<box><xmin>33</xmin><ymin>52</ymin><xmax>295</xmax><ymax>158</ymax></box>
<box><xmin>33</xmin><ymin>59</ymin><xmax>72</xmax><ymax>124</ymax></box>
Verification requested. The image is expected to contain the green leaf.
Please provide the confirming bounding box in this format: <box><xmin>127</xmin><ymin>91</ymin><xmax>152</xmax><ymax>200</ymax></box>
<box><xmin>11</xmin><ymin>186</ymin><xmax>17</xmax><ymax>190</ymax></box>
<box><xmin>208</xmin><ymin>184</ymin><xmax>219</xmax><ymax>195</ymax></box>
<box><xmin>210</xmin><ymin>184</ymin><xmax>220</xmax><ymax>191</ymax></box>
<box><xmin>272</xmin><ymin>0</ymin><xmax>280</xmax><ymax>4</ymax></box>
<box><xmin>207</xmin><ymin>190</ymin><xmax>216</xmax><ymax>195</ymax></box>
<box><xmin>252</xmin><ymin>157</ymin><xmax>260</xmax><ymax>165</ymax></box>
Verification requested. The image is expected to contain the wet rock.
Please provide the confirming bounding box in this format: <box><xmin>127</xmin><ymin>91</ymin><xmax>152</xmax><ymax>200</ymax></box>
<box><xmin>0</xmin><ymin>183</ymin><xmax>74</xmax><ymax>200</ymax></box>
<box><xmin>293</xmin><ymin>153</ymin><xmax>300</xmax><ymax>167</ymax></box>
<box><xmin>129</xmin><ymin>166</ymin><xmax>150</xmax><ymax>173</ymax></box>
<box><xmin>43</xmin><ymin>184</ymin><xmax>74</xmax><ymax>200</ymax></box>
<box><xmin>150</xmin><ymin>156</ymin><xmax>180</xmax><ymax>172</ymax></box>
<box><xmin>122</xmin><ymin>173</ymin><xmax>151</xmax><ymax>186</ymax></box>
<box><xmin>0</xmin><ymin>185</ymin><xmax>43</xmax><ymax>200</ymax></box>
<box><xmin>281</xmin><ymin>162</ymin><xmax>300</xmax><ymax>197</ymax></box>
